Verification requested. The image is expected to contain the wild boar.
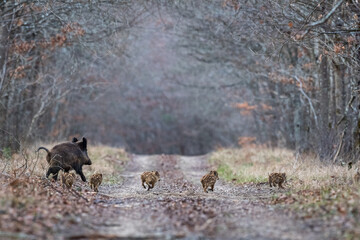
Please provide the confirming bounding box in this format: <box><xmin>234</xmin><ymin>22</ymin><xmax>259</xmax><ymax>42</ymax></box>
<box><xmin>60</xmin><ymin>171</ymin><xmax>76</xmax><ymax>189</ymax></box>
<box><xmin>201</xmin><ymin>170</ymin><xmax>219</xmax><ymax>193</ymax></box>
<box><xmin>37</xmin><ymin>137</ymin><xmax>92</xmax><ymax>182</ymax></box>
<box><xmin>89</xmin><ymin>173</ymin><xmax>103</xmax><ymax>192</ymax></box>
<box><xmin>268</xmin><ymin>172</ymin><xmax>286</xmax><ymax>189</ymax></box>
<box><xmin>141</xmin><ymin>171</ymin><xmax>160</xmax><ymax>191</ymax></box>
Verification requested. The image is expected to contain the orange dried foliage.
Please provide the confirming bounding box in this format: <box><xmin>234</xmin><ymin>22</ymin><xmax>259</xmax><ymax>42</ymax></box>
<box><xmin>238</xmin><ymin>137</ymin><xmax>256</xmax><ymax>147</ymax></box>
<box><xmin>13</xmin><ymin>41</ymin><xmax>35</xmax><ymax>54</ymax></box>
<box><xmin>294</xmin><ymin>33</ymin><xmax>302</xmax><ymax>40</ymax></box>
<box><xmin>14</xmin><ymin>22</ymin><xmax>85</xmax><ymax>55</ymax></box>
<box><xmin>297</xmin><ymin>50</ymin><xmax>304</xmax><ymax>58</ymax></box>
<box><xmin>16</xmin><ymin>19</ymin><xmax>24</xmax><ymax>27</ymax></box>
<box><xmin>0</xmin><ymin>174</ymin><xmax>114</xmax><ymax>238</ymax></box>
<box><xmin>38</xmin><ymin>41</ymin><xmax>50</xmax><ymax>49</ymax></box>
<box><xmin>51</xmin><ymin>34</ymin><xmax>67</xmax><ymax>48</ymax></box>
<box><xmin>8</xmin><ymin>65</ymin><xmax>29</xmax><ymax>79</ymax></box>
<box><xmin>302</xmin><ymin>62</ymin><xmax>314</xmax><ymax>70</ymax></box>
<box><xmin>271</xmin><ymin>194</ymin><xmax>297</xmax><ymax>204</ymax></box>
<box><xmin>41</xmin><ymin>54</ymin><xmax>48</xmax><ymax>61</ymax></box>
<box><xmin>29</xmin><ymin>3</ymin><xmax>44</xmax><ymax>12</ymax></box>
<box><xmin>295</xmin><ymin>77</ymin><xmax>314</xmax><ymax>92</ymax></box>
<box><xmin>234</xmin><ymin>102</ymin><xmax>257</xmax><ymax>116</ymax></box>
<box><xmin>333</xmin><ymin>43</ymin><xmax>345</xmax><ymax>54</ymax></box>
<box><xmin>269</xmin><ymin>72</ymin><xmax>315</xmax><ymax>92</ymax></box>
<box><xmin>222</xmin><ymin>0</ymin><xmax>240</xmax><ymax>10</ymax></box>
<box><xmin>261</xmin><ymin>103</ymin><xmax>272</xmax><ymax>111</ymax></box>
<box><xmin>347</xmin><ymin>36</ymin><xmax>355</xmax><ymax>47</ymax></box>
<box><xmin>268</xmin><ymin>72</ymin><xmax>295</xmax><ymax>85</ymax></box>
<box><xmin>235</xmin><ymin>102</ymin><xmax>257</xmax><ymax>110</ymax></box>
<box><xmin>241</xmin><ymin>110</ymin><xmax>252</xmax><ymax>116</ymax></box>
<box><xmin>61</xmin><ymin>23</ymin><xmax>86</xmax><ymax>36</ymax></box>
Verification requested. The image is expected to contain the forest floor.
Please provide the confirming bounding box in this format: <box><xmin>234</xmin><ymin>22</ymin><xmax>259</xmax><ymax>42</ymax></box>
<box><xmin>65</xmin><ymin>154</ymin><xmax>341</xmax><ymax>239</ymax></box>
<box><xmin>0</xmin><ymin>149</ymin><xmax>355</xmax><ymax>239</ymax></box>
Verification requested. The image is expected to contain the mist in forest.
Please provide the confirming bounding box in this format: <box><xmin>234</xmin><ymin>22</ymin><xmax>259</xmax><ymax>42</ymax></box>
<box><xmin>1</xmin><ymin>1</ymin><xmax>359</xmax><ymax>158</ymax></box>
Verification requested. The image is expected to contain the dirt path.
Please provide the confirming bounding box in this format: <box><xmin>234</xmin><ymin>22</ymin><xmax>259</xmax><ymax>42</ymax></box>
<box><xmin>73</xmin><ymin>155</ymin><xmax>334</xmax><ymax>239</ymax></box>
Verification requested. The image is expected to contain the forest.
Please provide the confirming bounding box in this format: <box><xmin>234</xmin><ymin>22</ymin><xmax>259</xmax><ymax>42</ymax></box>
<box><xmin>0</xmin><ymin>0</ymin><xmax>360</xmax><ymax>239</ymax></box>
<box><xmin>0</xmin><ymin>0</ymin><xmax>358</xmax><ymax>158</ymax></box>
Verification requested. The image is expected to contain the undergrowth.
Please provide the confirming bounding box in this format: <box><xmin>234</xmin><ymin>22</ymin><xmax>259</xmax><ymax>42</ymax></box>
<box><xmin>210</xmin><ymin>147</ymin><xmax>360</xmax><ymax>239</ymax></box>
<box><xmin>0</xmin><ymin>142</ymin><xmax>128</xmax><ymax>239</ymax></box>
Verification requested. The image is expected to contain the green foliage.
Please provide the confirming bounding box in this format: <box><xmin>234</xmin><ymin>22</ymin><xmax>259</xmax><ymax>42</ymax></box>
<box><xmin>217</xmin><ymin>164</ymin><xmax>237</xmax><ymax>181</ymax></box>
<box><xmin>216</xmin><ymin>163</ymin><xmax>267</xmax><ymax>184</ymax></box>
<box><xmin>104</xmin><ymin>174</ymin><xmax>123</xmax><ymax>185</ymax></box>
<box><xmin>2</xmin><ymin>147</ymin><xmax>12</xmax><ymax>160</ymax></box>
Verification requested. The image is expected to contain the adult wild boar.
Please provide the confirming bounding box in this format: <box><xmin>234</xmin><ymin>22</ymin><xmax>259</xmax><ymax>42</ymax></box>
<box><xmin>37</xmin><ymin>137</ymin><xmax>92</xmax><ymax>181</ymax></box>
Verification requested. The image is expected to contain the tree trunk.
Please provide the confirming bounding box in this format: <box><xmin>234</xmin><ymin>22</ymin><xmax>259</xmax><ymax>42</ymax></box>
<box><xmin>319</xmin><ymin>55</ymin><xmax>330</xmax><ymax>158</ymax></box>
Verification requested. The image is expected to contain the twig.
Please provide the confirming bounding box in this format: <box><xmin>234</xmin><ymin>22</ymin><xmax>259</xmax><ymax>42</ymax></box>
<box><xmin>333</xmin><ymin>130</ymin><xmax>345</xmax><ymax>163</ymax></box>
<box><xmin>337</xmin><ymin>95</ymin><xmax>355</xmax><ymax>126</ymax></box>
<box><xmin>30</xmin><ymin>151</ymin><xmax>41</xmax><ymax>176</ymax></box>
<box><xmin>1</xmin><ymin>159</ymin><xmax>9</xmax><ymax>174</ymax></box>
<box><xmin>307</xmin><ymin>0</ymin><xmax>345</xmax><ymax>27</ymax></box>
<box><xmin>294</xmin><ymin>76</ymin><xmax>319</xmax><ymax>128</ymax></box>
<box><xmin>44</xmin><ymin>180</ymin><xmax>64</xmax><ymax>195</ymax></box>
<box><xmin>70</xmin><ymin>188</ymin><xmax>89</xmax><ymax>203</ymax></box>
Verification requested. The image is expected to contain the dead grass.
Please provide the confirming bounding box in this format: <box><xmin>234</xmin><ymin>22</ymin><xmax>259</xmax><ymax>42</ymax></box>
<box><xmin>0</xmin><ymin>143</ymin><xmax>128</xmax><ymax>239</ymax></box>
<box><xmin>210</xmin><ymin>147</ymin><xmax>360</xmax><ymax>239</ymax></box>
<box><xmin>210</xmin><ymin>147</ymin><xmax>294</xmax><ymax>184</ymax></box>
<box><xmin>210</xmin><ymin>147</ymin><xmax>355</xmax><ymax>188</ymax></box>
<box><xmin>0</xmin><ymin>143</ymin><xmax>129</xmax><ymax>184</ymax></box>
<box><xmin>86</xmin><ymin>145</ymin><xmax>128</xmax><ymax>184</ymax></box>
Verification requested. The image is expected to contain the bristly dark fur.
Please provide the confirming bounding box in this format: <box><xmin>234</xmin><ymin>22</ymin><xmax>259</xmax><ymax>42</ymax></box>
<box><xmin>90</xmin><ymin>173</ymin><xmax>103</xmax><ymax>192</ymax></box>
<box><xmin>269</xmin><ymin>172</ymin><xmax>286</xmax><ymax>189</ymax></box>
<box><xmin>141</xmin><ymin>171</ymin><xmax>160</xmax><ymax>191</ymax></box>
<box><xmin>38</xmin><ymin>137</ymin><xmax>92</xmax><ymax>182</ymax></box>
<box><xmin>201</xmin><ymin>170</ymin><xmax>219</xmax><ymax>193</ymax></box>
<box><xmin>60</xmin><ymin>171</ymin><xmax>76</xmax><ymax>189</ymax></box>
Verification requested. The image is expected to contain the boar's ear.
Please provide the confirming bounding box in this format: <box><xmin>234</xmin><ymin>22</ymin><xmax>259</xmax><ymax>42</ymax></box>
<box><xmin>72</xmin><ymin>137</ymin><xmax>78</xmax><ymax>143</ymax></box>
<box><xmin>78</xmin><ymin>137</ymin><xmax>87</xmax><ymax>151</ymax></box>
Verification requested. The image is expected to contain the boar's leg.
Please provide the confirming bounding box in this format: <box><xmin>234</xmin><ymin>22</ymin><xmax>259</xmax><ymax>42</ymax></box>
<box><xmin>73</xmin><ymin>164</ymin><xmax>86</xmax><ymax>182</ymax></box>
<box><xmin>76</xmin><ymin>168</ymin><xmax>87</xmax><ymax>182</ymax></box>
<box><xmin>142</xmin><ymin>180</ymin><xmax>146</xmax><ymax>189</ymax></box>
<box><xmin>203</xmin><ymin>184</ymin><xmax>208</xmax><ymax>193</ymax></box>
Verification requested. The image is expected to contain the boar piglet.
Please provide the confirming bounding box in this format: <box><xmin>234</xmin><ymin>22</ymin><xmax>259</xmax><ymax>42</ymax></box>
<box><xmin>37</xmin><ymin>137</ymin><xmax>92</xmax><ymax>182</ymax></box>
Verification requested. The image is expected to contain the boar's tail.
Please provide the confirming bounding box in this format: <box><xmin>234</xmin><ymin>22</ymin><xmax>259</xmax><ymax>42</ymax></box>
<box><xmin>36</xmin><ymin>147</ymin><xmax>49</xmax><ymax>154</ymax></box>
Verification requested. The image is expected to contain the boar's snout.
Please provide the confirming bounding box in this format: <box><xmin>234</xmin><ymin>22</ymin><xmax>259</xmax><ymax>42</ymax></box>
<box><xmin>82</xmin><ymin>149</ymin><xmax>92</xmax><ymax>165</ymax></box>
<box><xmin>85</xmin><ymin>156</ymin><xmax>92</xmax><ymax>165</ymax></box>
<box><xmin>77</xmin><ymin>137</ymin><xmax>92</xmax><ymax>165</ymax></box>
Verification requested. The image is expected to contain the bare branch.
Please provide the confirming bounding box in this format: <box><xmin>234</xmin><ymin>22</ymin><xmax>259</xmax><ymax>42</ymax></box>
<box><xmin>306</xmin><ymin>0</ymin><xmax>345</xmax><ymax>27</ymax></box>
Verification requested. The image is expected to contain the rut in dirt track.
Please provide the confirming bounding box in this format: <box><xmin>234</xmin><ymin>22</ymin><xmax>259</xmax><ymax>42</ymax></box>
<box><xmin>89</xmin><ymin>154</ymin><xmax>334</xmax><ymax>239</ymax></box>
